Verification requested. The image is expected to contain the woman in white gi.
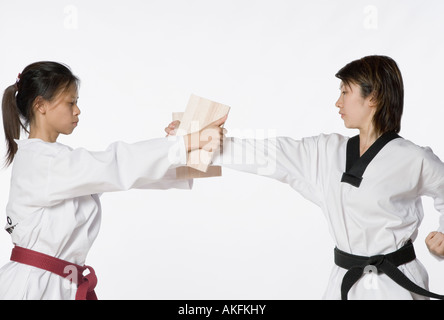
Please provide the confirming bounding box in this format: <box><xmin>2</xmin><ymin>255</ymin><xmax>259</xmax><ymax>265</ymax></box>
<box><xmin>168</xmin><ymin>55</ymin><xmax>444</xmax><ymax>300</ymax></box>
<box><xmin>0</xmin><ymin>61</ymin><xmax>226</xmax><ymax>300</ymax></box>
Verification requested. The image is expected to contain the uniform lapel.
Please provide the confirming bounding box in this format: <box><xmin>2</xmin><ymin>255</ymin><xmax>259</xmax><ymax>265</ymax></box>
<box><xmin>341</xmin><ymin>132</ymin><xmax>401</xmax><ymax>188</ymax></box>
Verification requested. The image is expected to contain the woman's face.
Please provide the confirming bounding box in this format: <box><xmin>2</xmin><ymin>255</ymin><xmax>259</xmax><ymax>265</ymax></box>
<box><xmin>335</xmin><ymin>82</ymin><xmax>375</xmax><ymax>131</ymax></box>
<box><xmin>44</xmin><ymin>84</ymin><xmax>80</xmax><ymax>137</ymax></box>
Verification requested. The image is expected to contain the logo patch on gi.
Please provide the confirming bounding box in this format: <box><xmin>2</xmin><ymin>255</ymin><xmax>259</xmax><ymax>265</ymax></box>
<box><xmin>6</xmin><ymin>216</ymin><xmax>16</xmax><ymax>234</ymax></box>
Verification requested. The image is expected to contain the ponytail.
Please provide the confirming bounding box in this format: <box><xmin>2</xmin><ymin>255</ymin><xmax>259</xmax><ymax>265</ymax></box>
<box><xmin>2</xmin><ymin>84</ymin><xmax>25</xmax><ymax>167</ymax></box>
<box><xmin>1</xmin><ymin>61</ymin><xmax>79</xmax><ymax>167</ymax></box>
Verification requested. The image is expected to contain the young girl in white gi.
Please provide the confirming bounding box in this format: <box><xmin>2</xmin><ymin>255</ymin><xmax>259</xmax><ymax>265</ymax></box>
<box><xmin>0</xmin><ymin>61</ymin><xmax>226</xmax><ymax>300</ymax></box>
<box><xmin>168</xmin><ymin>55</ymin><xmax>444</xmax><ymax>300</ymax></box>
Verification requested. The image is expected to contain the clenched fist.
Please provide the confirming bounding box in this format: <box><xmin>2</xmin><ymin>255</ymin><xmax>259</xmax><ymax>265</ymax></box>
<box><xmin>165</xmin><ymin>115</ymin><xmax>227</xmax><ymax>152</ymax></box>
<box><xmin>425</xmin><ymin>231</ymin><xmax>444</xmax><ymax>258</ymax></box>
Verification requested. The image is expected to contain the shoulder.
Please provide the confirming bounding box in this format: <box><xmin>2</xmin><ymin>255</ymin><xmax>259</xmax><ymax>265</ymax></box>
<box><xmin>277</xmin><ymin>133</ymin><xmax>349</xmax><ymax>144</ymax></box>
<box><xmin>274</xmin><ymin>133</ymin><xmax>349</xmax><ymax>156</ymax></box>
<box><xmin>304</xmin><ymin>133</ymin><xmax>349</xmax><ymax>150</ymax></box>
<box><xmin>387</xmin><ymin>137</ymin><xmax>444</xmax><ymax>180</ymax></box>
<box><xmin>391</xmin><ymin>137</ymin><xmax>441</xmax><ymax>161</ymax></box>
<box><xmin>10</xmin><ymin>140</ymin><xmax>74</xmax><ymax>201</ymax></box>
<box><xmin>317</xmin><ymin>133</ymin><xmax>349</xmax><ymax>144</ymax></box>
<box><xmin>16</xmin><ymin>139</ymin><xmax>72</xmax><ymax>153</ymax></box>
<box><xmin>14</xmin><ymin>139</ymin><xmax>72</xmax><ymax>165</ymax></box>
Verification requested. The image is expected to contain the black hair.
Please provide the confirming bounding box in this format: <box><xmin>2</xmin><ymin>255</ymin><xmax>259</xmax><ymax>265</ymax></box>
<box><xmin>335</xmin><ymin>55</ymin><xmax>404</xmax><ymax>135</ymax></box>
<box><xmin>2</xmin><ymin>61</ymin><xmax>79</xmax><ymax>166</ymax></box>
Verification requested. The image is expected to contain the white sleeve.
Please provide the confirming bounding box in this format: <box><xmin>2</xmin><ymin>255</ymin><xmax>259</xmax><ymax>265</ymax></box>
<box><xmin>214</xmin><ymin>136</ymin><xmax>323</xmax><ymax>206</ymax></box>
<box><xmin>418</xmin><ymin>147</ymin><xmax>444</xmax><ymax>234</ymax></box>
<box><xmin>46</xmin><ymin>136</ymin><xmax>191</xmax><ymax>204</ymax></box>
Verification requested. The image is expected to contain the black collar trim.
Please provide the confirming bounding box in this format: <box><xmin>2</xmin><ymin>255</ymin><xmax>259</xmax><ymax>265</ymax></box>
<box><xmin>341</xmin><ymin>132</ymin><xmax>402</xmax><ymax>188</ymax></box>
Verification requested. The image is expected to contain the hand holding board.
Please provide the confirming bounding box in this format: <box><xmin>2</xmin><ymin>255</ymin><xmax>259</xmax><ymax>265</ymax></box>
<box><xmin>174</xmin><ymin>94</ymin><xmax>230</xmax><ymax>178</ymax></box>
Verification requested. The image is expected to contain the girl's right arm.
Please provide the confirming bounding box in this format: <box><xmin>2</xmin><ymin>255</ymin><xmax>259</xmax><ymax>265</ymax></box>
<box><xmin>45</xmin><ymin>137</ymin><xmax>189</xmax><ymax>204</ymax></box>
<box><xmin>44</xmin><ymin>116</ymin><xmax>227</xmax><ymax>204</ymax></box>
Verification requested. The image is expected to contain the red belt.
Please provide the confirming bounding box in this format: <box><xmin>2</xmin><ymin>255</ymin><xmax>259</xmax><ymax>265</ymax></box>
<box><xmin>10</xmin><ymin>246</ymin><xmax>98</xmax><ymax>300</ymax></box>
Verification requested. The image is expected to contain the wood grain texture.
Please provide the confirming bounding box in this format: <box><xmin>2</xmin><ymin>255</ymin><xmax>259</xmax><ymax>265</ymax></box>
<box><xmin>175</xmin><ymin>94</ymin><xmax>230</xmax><ymax>172</ymax></box>
<box><xmin>172</xmin><ymin>94</ymin><xmax>230</xmax><ymax>179</ymax></box>
<box><xmin>175</xmin><ymin>166</ymin><xmax>222</xmax><ymax>179</ymax></box>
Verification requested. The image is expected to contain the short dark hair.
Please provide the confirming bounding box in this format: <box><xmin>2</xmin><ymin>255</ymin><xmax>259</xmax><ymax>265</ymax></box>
<box><xmin>2</xmin><ymin>61</ymin><xmax>79</xmax><ymax>166</ymax></box>
<box><xmin>335</xmin><ymin>55</ymin><xmax>404</xmax><ymax>135</ymax></box>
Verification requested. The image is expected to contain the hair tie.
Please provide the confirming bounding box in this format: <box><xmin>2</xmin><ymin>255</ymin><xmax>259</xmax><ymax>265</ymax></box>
<box><xmin>14</xmin><ymin>73</ymin><xmax>21</xmax><ymax>92</ymax></box>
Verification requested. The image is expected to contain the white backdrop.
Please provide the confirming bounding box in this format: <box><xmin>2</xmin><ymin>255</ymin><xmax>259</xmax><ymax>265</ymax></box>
<box><xmin>0</xmin><ymin>0</ymin><xmax>443</xmax><ymax>299</ymax></box>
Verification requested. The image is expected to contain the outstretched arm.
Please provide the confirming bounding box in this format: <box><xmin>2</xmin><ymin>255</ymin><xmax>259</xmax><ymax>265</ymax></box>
<box><xmin>45</xmin><ymin>137</ymin><xmax>188</xmax><ymax>204</ymax></box>
<box><xmin>44</xmin><ymin>118</ymin><xmax>227</xmax><ymax>205</ymax></box>
<box><xmin>166</xmin><ymin>120</ymin><xmax>329</xmax><ymax>207</ymax></box>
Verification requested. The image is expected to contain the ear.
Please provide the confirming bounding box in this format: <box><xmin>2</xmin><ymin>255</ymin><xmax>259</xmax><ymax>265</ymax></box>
<box><xmin>33</xmin><ymin>96</ymin><xmax>47</xmax><ymax>115</ymax></box>
<box><xmin>367</xmin><ymin>91</ymin><xmax>377</xmax><ymax>109</ymax></box>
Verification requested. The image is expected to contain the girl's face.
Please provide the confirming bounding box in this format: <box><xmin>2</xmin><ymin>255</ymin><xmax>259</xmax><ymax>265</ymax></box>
<box><xmin>335</xmin><ymin>82</ymin><xmax>375</xmax><ymax>131</ymax></box>
<box><xmin>44</xmin><ymin>84</ymin><xmax>80</xmax><ymax>137</ymax></box>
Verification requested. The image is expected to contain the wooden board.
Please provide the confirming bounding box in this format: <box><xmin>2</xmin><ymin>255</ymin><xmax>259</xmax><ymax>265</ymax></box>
<box><xmin>174</xmin><ymin>112</ymin><xmax>222</xmax><ymax>179</ymax></box>
<box><xmin>175</xmin><ymin>94</ymin><xmax>230</xmax><ymax>172</ymax></box>
<box><xmin>175</xmin><ymin>166</ymin><xmax>222</xmax><ymax>179</ymax></box>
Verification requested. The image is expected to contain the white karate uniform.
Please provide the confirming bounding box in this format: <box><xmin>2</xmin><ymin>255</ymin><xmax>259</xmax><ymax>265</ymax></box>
<box><xmin>215</xmin><ymin>133</ymin><xmax>444</xmax><ymax>299</ymax></box>
<box><xmin>0</xmin><ymin>137</ymin><xmax>191</xmax><ymax>300</ymax></box>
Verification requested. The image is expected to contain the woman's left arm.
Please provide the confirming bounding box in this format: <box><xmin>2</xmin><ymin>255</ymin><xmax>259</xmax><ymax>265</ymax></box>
<box><xmin>419</xmin><ymin>147</ymin><xmax>444</xmax><ymax>258</ymax></box>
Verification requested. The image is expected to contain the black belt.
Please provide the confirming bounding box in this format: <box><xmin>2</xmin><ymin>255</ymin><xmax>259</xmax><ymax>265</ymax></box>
<box><xmin>334</xmin><ymin>240</ymin><xmax>444</xmax><ymax>300</ymax></box>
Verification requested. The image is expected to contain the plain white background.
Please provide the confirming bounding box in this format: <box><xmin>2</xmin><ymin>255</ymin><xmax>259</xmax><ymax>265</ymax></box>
<box><xmin>0</xmin><ymin>0</ymin><xmax>443</xmax><ymax>299</ymax></box>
